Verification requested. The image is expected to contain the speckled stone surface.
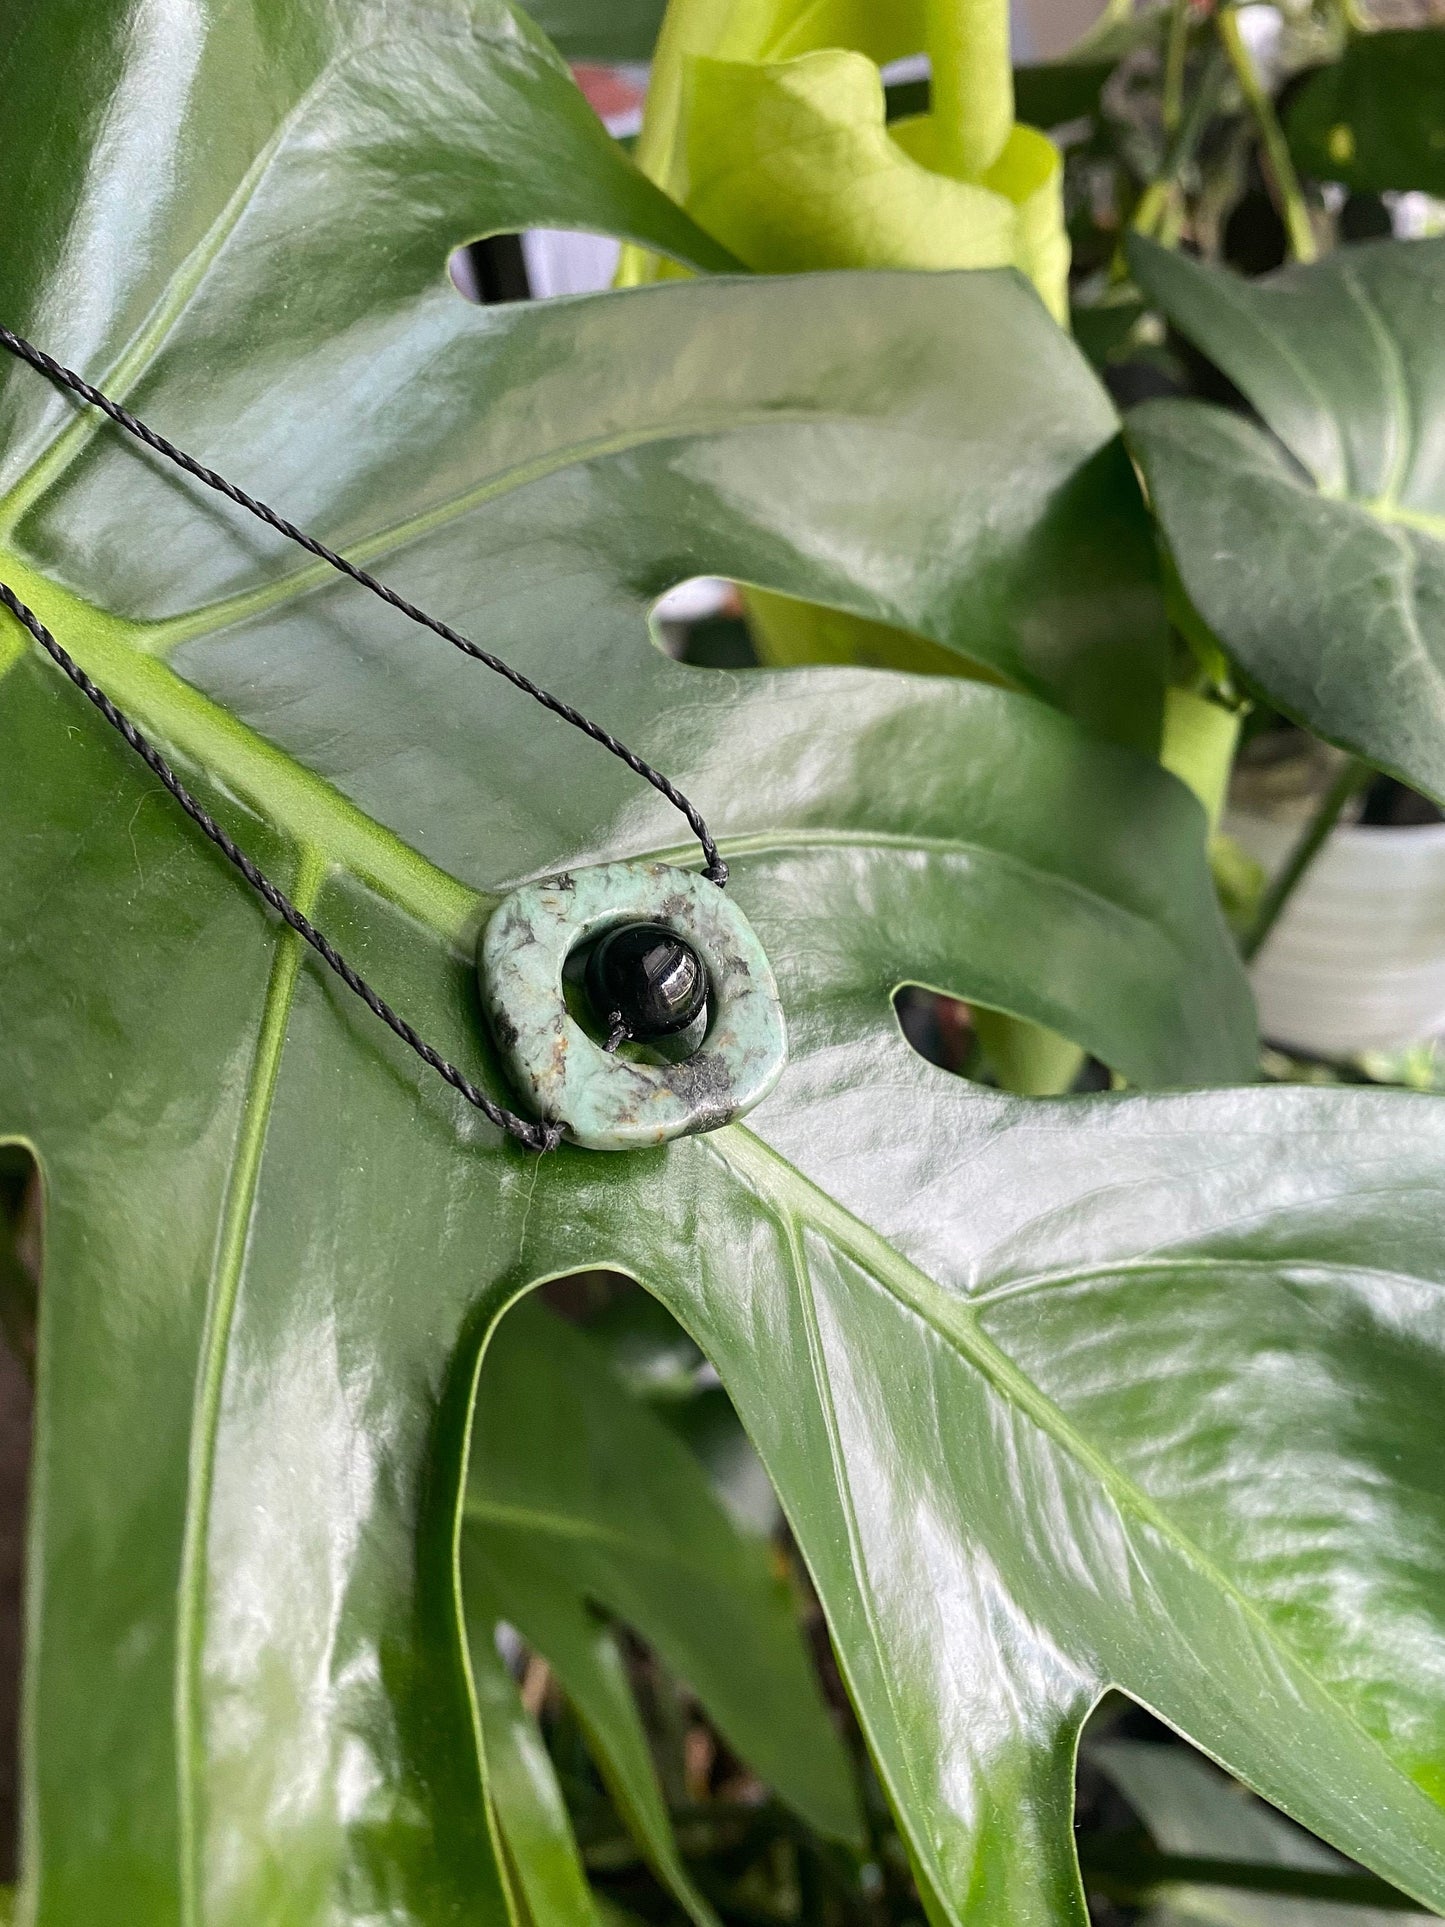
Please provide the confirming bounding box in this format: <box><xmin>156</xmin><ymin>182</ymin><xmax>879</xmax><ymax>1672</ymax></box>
<box><xmin>479</xmin><ymin>863</ymin><xmax>787</xmax><ymax>1150</ymax></box>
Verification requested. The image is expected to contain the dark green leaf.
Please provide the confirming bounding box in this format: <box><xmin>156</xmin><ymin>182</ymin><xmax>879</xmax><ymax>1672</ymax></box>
<box><xmin>467</xmin><ymin>1624</ymin><xmax>602</xmax><ymax>1927</ymax></box>
<box><xmin>1014</xmin><ymin>60</ymin><xmax>1116</xmax><ymax>130</ymax></box>
<box><xmin>464</xmin><ymin>1297</ymin><xmax>856</xmax><ymax>1918</ymax></box>
<box><xmin>0</xmin><ymin>38</ymin><xmax>1258</xmax><ymax>1927</ymax></box>
<box><xmin>512</xmin><ymin>1078</ymin><xmax>1445</xmax><ymax>1926</ymax></box>
<box><xmin>1092</xmin><ymin>1739</ymin><xmax>1418</xmax><ymax>1927</ymax></box>
<box><xmin>1287</xmin><ymin>33</ymin><xmax>1445</xmax><ymax>197</ymax></box>
<box><xmin>1126</xmin><ymin>235</ymin><xmax>1445</xmax><ymax>801</ymax></box>
<box><xmin>523</xmin><ymin>0</ymin><xmax>668</xmax><ymax>63</ymax></box>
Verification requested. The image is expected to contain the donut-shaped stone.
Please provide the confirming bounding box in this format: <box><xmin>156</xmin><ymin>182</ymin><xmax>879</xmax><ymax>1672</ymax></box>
<box><xmin>479</xmin><ymin>862</ymin><xmax>787</xmax><ymax>1150</ymax></box>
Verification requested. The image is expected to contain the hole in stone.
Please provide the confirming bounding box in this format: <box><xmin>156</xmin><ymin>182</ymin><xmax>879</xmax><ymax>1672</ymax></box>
<box><xmin>563</xmin><ymin>926</ymin><xmax>710</xmax><ymax>1064</ymax></box>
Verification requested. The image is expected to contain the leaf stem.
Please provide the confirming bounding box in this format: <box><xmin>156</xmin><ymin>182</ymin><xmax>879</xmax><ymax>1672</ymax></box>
<box><xmin>1081</xmin><ymin>1841</ymin><xmax>1425</xmax><ymax>1910</ymax></box>
<box><xmin>1162</xmin><ymin>0</ymin><xmax>1192</xmax><ymax>137</ymax></box>
<box><xmin>927</xmin><ymin>0</ymin><xmax>1014</xmax><ymax>179</ymax></box>
<box><xmin>1130</xmin><ymin>43</ymin><xmax>1227</xmax><ymax>246</ymax></box>
<box><xmin>1216</xmin><ymin>5</ymin><xmax>1318</xmax><ymax>262</ymax></box>
<box><xmin>1241</xmin><ymin>754</ymin><xmax>1371</xmax><ymax>962</ymax></box>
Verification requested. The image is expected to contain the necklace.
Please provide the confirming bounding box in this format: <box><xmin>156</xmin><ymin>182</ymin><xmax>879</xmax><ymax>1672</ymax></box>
<box><xmin>0</xmin><ymin>329</ymin><xmax>786</xmax><ymax>1153</ymax></box>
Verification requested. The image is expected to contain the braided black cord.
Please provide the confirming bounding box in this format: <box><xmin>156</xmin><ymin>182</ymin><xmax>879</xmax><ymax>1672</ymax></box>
<box><xmin>0</xmin><ymin>325</ymin><xmax>728</xmax><ymax>890</ymax></box>
<box><xmin>0</xmin><ymin>580</ymin><xmax>562</xmax><ymax>1152</ymax></box>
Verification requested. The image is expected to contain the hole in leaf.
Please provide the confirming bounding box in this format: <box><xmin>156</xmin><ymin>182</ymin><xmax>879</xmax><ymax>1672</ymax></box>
<box><xmin>893</xmin><ymin>986</ymin><xmax>981</xmax><ymax>1079</ymax></box>
<box><xmin>448</xmin><ymin>229</ymin><xmax>626</xmax><ymax>304</ymax></box>
<box><xmin>464</xmin><ymin>1273</ymin><xmax>860</xmax><ymax>1926</ymax></box>
<box><xmin>0</xmin><ymin>1146</ymin><xmax>37</xmax><ymax>1885</ymax></box>
<box><xmin>1075</xmin><ymin>1695</ymin><xmax>1417</xmax><ymax>1916</ymax></box>
<box><xmin>893</xmin><ymin>990</ymin><xmax>1113</xmax><ymax>1095</ymax></box>
<box><xmin>649</xmin><ymin>579</ymin><xmax>759</xmax><ymax>668</ymax></box>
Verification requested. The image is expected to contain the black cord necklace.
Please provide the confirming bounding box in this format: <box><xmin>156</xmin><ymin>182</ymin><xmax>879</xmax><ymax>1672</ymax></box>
<box><xmin>0</xmin><ymin>329</ymin><xmax>787</xmax><ymax>1154</ymax></box>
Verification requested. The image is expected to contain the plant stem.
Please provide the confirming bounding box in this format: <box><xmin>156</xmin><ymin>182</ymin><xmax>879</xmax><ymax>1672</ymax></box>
<box><xmin>1241</xmin><ymin>755</ymin><xmax>1371</xmax><ymax>962</ymax></box>
<box><xmin>1162</xmin><ymin>0</ymin><xmax>1192</xmax><ymax>136</ymax></box>
<box><xmin>1216</xmin><ymin>5</ymin><xmax>1318</xmax><ymax>261</ymax></box>
<box><xmin>1130</xmin><ymin>43</ymin><xmax>1227</xmax><ymax>244</ymax></box>
<box><xmin>1081</xmin><ymin>1841</ymin><xmax>1423</xmax><ymax>1909</ymax></box>
<box><xmin>927</xmin><ymin>0</ymin><xmax>1013</xmax><ymax>179</ymax></box>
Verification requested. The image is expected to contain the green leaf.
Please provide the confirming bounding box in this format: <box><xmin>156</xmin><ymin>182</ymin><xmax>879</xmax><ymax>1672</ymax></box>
<box><xmin>10</xmin><ymin>3</ymin><xmax>1406</xmax><ymax>1923</ymax></box>
<box><xmin>523</xmin><ymin>0</ymin><xmax>669</xmax><ymax>63</ymax></box>
<box><xmin>1287</xmin><ymin>31</ymin><xmax>1445</xmax><ymax>198</ymax></box>
<box><xmin>507</xmin><ymin>1079</ymin><xmax>1445</xmax><ymax>1926</ymax></box>
<box><xmin>0</xmin><ymin>0</ymin><xmax>735</xmax><ymax>372</ymax></box>
<box><xmin>620</xmin><ymin>0</ymin><xmax>1150</xmax><ymax>1102</ymax></box>
<box><xmin>1125</xmin><ymin>235</ymin><xmax>1445</xmax><ymax>803</ymax></box>
<box><xmin>0</xmin><ymin>0</ymin><xmax>1256</xmax><ymax>1911</ymax></box>
<box><xmin>3</xmin><ymin>533</ymin><xmax>1439</xmax><ymax>1927</ymax></box>
<box><xmin>464</xmin><ymin>1297</ymin><xmax>857</xmax><ymax>1920</ymax></box>
<box><xmin>1092</xmin><ymin>1739</ymin><xmax>1417</xmax><ymax>1927</ymax></box>
<box><xmin>466</xmin><ymin>1621</ymin><xmax>602</xmax><ymax>1927</ymax></box>
<box><xmin>468</xmin><ymin>1537</ymin><xmax>720</xmax><ymax>1927</ymax></box>
<box><xmin>1013</xmin><ymin>59</ymin><xmax>1116</xmax><ymax>130</ymax></box>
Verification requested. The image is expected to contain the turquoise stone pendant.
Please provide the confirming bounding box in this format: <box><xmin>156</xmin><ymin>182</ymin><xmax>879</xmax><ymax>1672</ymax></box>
<box><xmin>479</xmin><ymin>863</ymin><xmax>786</xmax><ymax>1150</ymax></box>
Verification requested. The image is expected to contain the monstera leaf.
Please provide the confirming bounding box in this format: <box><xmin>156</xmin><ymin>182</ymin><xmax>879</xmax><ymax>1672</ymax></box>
<box><xmin>619</xmin><ymin>0</ymin><xmax>1155</xmax><ymax>1099</ymax></box>
<box><xmin>3</xmin><ymin>3</ymin><xmax>1445</xmax><ymax>1926</ymax></box>
<box><xmin>1126</xmin><ymin>236</ymin><xmax>1445</xmax><ymax>803</ymax></box>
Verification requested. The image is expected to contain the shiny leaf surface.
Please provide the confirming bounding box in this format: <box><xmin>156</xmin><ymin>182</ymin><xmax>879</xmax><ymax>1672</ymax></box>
<box><xmin>1126</xmin><ymin>236</ymin><xmax>1445</xmax><ymax>802</ymax></box>
<box><xmin>0</xmin><ymin>1</ymin><xmax>1251</xmax><ymax>1916</ymax></box>
<box><xmin>6</xmin><ymin>5</ymin><xmax>1443</xmax><ymax>1927</ymax></box>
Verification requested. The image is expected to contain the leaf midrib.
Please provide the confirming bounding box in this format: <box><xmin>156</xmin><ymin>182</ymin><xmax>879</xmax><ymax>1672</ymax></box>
<box><xmin>712</xmin><ymin>1119</ymin><xmax>1445</xmax><ymax>1864</ymax></box>
<box><xmin>0</xmin><ymin>547</ymin><xmax>482</xmax><ymax>942</ymax></box>
<box><xmin>135</xmin><ymin>404</ymin><xmax>844</xmax><ymax>657</ymax></box>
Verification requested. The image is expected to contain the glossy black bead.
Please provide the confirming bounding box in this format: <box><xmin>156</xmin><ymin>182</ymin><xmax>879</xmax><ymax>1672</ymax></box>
<box><xmin>585</xmin><ymin>922</ymin><xmax>708</xmax><ymax>1040</ymax></box>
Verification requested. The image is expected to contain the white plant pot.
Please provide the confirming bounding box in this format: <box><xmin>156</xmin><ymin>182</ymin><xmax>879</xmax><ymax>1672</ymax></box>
<box><xmin>1227</xmin><ymin>811</ymin><xmax>1445</xmax><ymax>1056</ymax></box>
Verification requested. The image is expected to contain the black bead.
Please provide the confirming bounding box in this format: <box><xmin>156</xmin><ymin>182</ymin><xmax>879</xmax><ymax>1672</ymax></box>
<box><xmin>585</xmin><ymin>922</ymin><xmax>708</xmax><ymax>1040</ymax></box>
